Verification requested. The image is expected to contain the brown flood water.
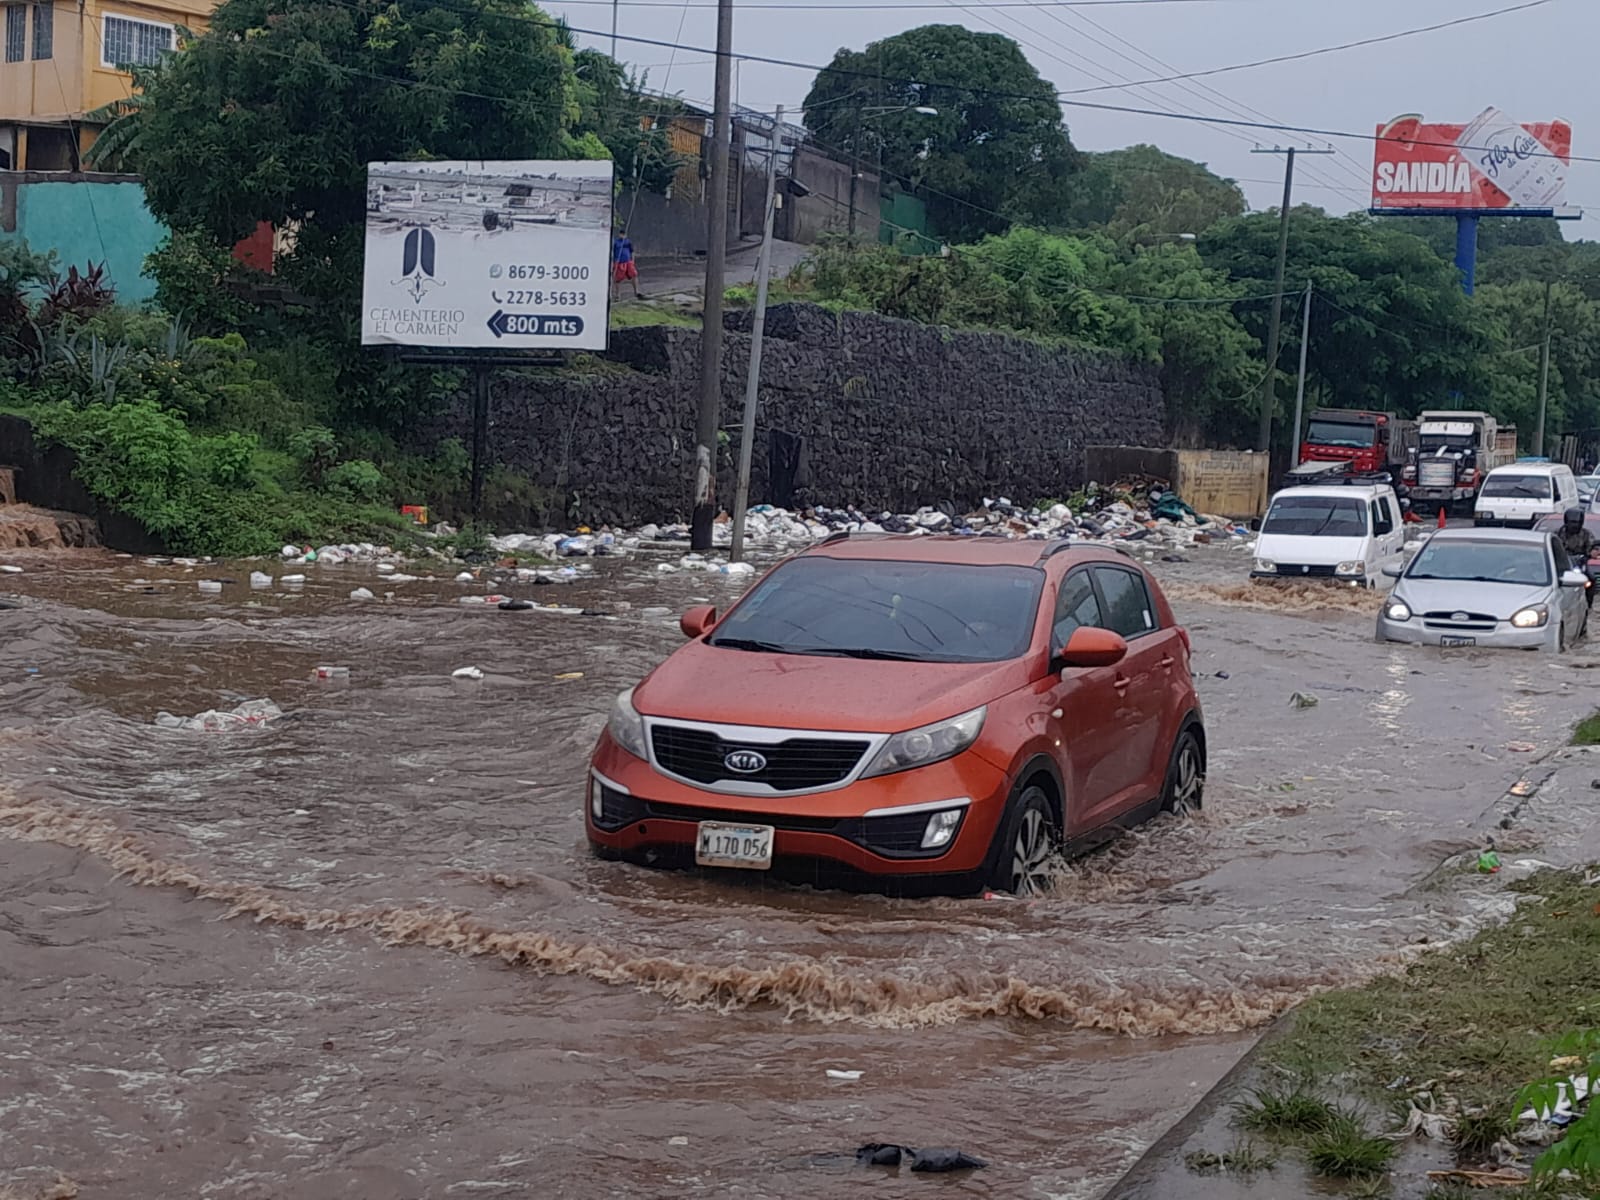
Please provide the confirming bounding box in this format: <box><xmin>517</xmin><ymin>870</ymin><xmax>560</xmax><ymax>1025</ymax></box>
<box><xmin>1</xmin><ymin>545</ymin><xmax>1595</xmax><ymax>1199</ymax></box>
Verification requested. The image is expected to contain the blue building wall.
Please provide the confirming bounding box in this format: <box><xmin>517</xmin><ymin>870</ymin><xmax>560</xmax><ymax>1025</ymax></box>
<box><xmin>0</xmin><ymin>172</ymin><xmax>165</xmax><ymax>304</ymax></box>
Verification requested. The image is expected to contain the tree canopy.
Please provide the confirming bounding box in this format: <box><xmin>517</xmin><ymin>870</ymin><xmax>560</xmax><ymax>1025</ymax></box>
<box><xmin>1063</xmin><ymin>145</ymin><xmax>1246</xmax><ymax>242</ymax></box>
<box><xmin>802</xmin><ymin>25</ymin><xmax>1082</xmax><ymax>242</ymax></box>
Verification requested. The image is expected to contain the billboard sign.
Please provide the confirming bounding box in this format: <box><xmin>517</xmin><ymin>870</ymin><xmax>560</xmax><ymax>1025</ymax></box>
<box><xmin>361</xmin><ymin>159</ymin><xmax>614</xmax><ymax>350</ymax></box>
<box><xmin>1370</xmin><ymin>108</ymin><xmax>1574</xmax><ymax>215</ymax></box>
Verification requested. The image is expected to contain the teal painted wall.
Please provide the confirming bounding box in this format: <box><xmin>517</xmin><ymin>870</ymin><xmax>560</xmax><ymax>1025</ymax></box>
<box><xmin>0</xmin><ymin>177</ymin><xmax>165</xmax><ymax>304</ymax></box>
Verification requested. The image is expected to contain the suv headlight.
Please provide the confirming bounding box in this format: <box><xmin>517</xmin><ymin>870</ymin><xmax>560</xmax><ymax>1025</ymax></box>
<box><xmin>607</xmin><ymin>688</ymin><xmax>649</xmax><ymax>758</ymax></box>
<box><xmin>1385</xmin><ymin>600</ymin><xmax>1412</xmax><ymax>622</ymax></box>
<box><xmin>861</xmin><ymin>707</ymin><xmax>986</xmax><ymax>779</ymax></box>
<box><xmin>1335</xmin><ymin>561</ymin><xmax>1366</xmax><ymax>577</ymax></box>
<box><xmin>1254</xmin><ymin>558</ymin><xmax>1275</xmax><ymax>572</ymax></box>
<box><xmin>1511</xmin><ymin>606</ymin><xmax>1549</xmax><ymax>629</ymax></box>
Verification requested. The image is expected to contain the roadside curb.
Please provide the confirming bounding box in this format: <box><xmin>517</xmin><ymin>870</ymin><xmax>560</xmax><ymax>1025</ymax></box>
<box><xmin>1101</xmin><ymin>1016</ymin><xmax>1294</xmax><ymax>1200</ymax></box>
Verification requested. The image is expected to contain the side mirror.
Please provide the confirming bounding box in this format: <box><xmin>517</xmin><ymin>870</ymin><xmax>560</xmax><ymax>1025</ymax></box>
<box><xmin>1055</xmin><ymin>626</ymin><xmax>1128</xmax><ymax>670</ymax></box>
<box><xmin>1382</xmin><ymin>562</ymin><xmax>1403</xmax><ymax>579</ymax></box>
<box><xmin>1560</xmin><ymin>569</ymin><xmax>1589</xmax><ymax>589</ymax></box>
<box><xmin>680</xmin><ymin>604</ymin><xmax>719</xmax><ymax>638</ymax></box>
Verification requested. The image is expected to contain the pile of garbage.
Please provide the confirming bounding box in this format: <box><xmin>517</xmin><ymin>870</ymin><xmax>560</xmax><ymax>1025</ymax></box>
<box><xmin>513</xmin><ymin>478</ymin><xmax>1251</xmax><ymax>562</ymax></box>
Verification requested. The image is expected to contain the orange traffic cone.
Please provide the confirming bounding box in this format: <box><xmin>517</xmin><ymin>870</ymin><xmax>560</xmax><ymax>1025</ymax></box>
<box><xmin>1437</xmin><ymin>507</ymin><xmax>1448</xmax><ymax>529</ymax></box>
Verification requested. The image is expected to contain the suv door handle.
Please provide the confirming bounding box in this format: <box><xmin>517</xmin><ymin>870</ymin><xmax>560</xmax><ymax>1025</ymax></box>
<box><xmin>1159</xmin><ymin>656</ymin><xmax>1175</xmax><ymax>669</ymax></box>
<box><xmin>1113</xmin><ymin>675</ymin><xmax>1131</xmax><ymax>692</ymax></box>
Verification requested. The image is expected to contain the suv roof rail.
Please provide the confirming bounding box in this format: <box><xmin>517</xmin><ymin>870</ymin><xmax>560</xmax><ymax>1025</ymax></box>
<box><xmin>1037</xmin><ymin>539</ymin><xmax>1077</xmax><ymax>562</ymax></box>
<box><xmin>819</xmin><ymin>529</ymin><xmax>852</xmax><ymax>545</ymax></box>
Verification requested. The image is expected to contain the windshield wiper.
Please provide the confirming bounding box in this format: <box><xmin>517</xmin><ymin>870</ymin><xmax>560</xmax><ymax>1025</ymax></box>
<box><xmin>712</xmin><ymin>637</ymin><xmax>795</xmax><ymax>654</ymax></box>
<box><xmin>818</xmin><ymin>647</ymin><xmax>930</xmax><ymax>662</ymax></box>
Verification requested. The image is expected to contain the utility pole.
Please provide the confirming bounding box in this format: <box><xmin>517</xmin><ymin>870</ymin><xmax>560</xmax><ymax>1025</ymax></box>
<box><xmin>1251</xmin><ymin>146</ymin><xmax>1334</xmax><ymax>453</ymax></box>
<box><xmin>609</xmin><ymin>0</ymin><xmax>618</xmax><ymax>58</ymax></box>
<box><xmin>1535</xmin><ymin>277</ymin><xmax>1553</xmax><ymax>457</ymax></box>
<box><xmin>730</xmin><ymin>105</ymin><xmax>783</xmax><ymax>564</ymax></box>
<box><xmin>691</xmin><ymin>0</ymin><xmax>734</xmax><ymax>552</ymax></box>
<box><xmin>1289</xmin><ymin>281</ymin><xmax>1313</xmax><ymax>469</ymax></box>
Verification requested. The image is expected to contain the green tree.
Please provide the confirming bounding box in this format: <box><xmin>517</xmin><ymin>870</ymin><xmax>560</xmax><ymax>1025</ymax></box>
<box><xmin>1202</xmin><ymin>208</ymin><xmax>1487</xmax><ymax>422</ymax></box>
<box><xmin>802</xmin><ymin>25</ymin><xmax>1081</xmax><ymax>242</ymax></box>
<box><xmin>571</xmin><ymin>48</ymin><xmax>679</xmax><ymax>196</ymax></box>
<box><xmin>1063</xmin><ymin>145</ymin><xmax>1246</xmax><ymax>242</ymax></box>
<box><xmin>96</xmin><ymin>0</ymin><xmax>583</xmax><ymax>313</ymax></box>
<box><xmin>1475</xmin><ymin>280</ymin><xmax>1600</xmax><ymax>445</ymax></box>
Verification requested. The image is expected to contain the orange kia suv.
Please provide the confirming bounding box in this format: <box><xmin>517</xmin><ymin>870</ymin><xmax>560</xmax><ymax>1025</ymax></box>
<box><xmin>586</xmin><ymin>535</ymin><xmax>1205</xmax><ymax>894</ymax></box>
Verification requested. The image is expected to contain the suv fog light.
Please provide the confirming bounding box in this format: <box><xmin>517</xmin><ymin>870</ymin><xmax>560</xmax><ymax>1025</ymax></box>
<box><xmin>1511</xmin><ymin>606</ymin><xmax>1548</xmax><ymax>629</ymax></box>
<box><xmin>921</xmin><ymin>809</ymin><xmax>964</xmax><ymax>850</ymax></box>
<box><xmin>590</xmin><ymin>780</ymin><xmax>603</xmax><ymax>819</ymax></box>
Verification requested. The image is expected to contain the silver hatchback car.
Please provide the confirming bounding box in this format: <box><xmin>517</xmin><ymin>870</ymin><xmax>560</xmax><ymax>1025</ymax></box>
<box><xmin>1376</xmin><ymin>528</ymin><xmax>1590</xmax><ymax>652</ymax></box>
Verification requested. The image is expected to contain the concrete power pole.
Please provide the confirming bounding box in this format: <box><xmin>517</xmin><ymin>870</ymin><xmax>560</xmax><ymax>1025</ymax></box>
<box><xmin>1535</xmin><ymin>277</ymin><xmax>1553</xmax><ymax>457</ymax></box>
<box><xmin>691</xmin><ymin>0</ymin><xmax>734</xmax><ymax>552</ymax></box>
<box><xmin>1252</xmin><ymin>146</ymin><xmax>1334</xmax><ymax>454</ymax></box>
<box><xmin>1289</xmin><ymin>281</ymin><xmax>1313</xmax><ymax>469</ymax></box>
<box><xmin>730</xmin><ymin>105</ymin><xmax>783</xmax><ymax>564</ymax></box>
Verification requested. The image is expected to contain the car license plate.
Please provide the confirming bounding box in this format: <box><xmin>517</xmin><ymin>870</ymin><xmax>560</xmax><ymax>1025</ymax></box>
<box><xmin>1440</xmin><ymin>635</ymin><xmax>1476</xmax><ymax>648</ymax></box>
<box><xmin>695</xmin><ymin>821</ymin><xmax>775</xmax><ymax>870</ymax></box>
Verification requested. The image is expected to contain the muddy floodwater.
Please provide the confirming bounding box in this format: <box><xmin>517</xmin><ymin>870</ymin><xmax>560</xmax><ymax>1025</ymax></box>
<box><xmin>2</xmin><ymin>544</ymin><xmax>1596</xmax><ymax>1199</ymax></box>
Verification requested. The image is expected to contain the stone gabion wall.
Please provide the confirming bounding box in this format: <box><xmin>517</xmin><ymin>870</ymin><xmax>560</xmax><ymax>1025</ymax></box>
<box><xmin>448</xmin><ymin>303</ymin><xmax>1165</xmax><ymax>528</ymax></box>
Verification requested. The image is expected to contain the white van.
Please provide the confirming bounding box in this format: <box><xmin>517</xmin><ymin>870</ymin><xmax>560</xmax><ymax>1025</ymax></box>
<box><xmin>1474</xmin><ymin>462</ymin><xmax>1578</xmax><ymax>529</ymax></box>
<box><xmin>1251</xmin><ymin>483</ymin><xmax>1406</xmax><ymax>588</ymax></box>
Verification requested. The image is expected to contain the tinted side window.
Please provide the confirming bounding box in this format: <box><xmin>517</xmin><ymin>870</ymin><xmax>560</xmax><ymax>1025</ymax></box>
<box><xmin>1371</xmin><ymin>499</ymin><xmax>1393</xmax><ymax>536</ymax></box>
<box><xmin>1053</xmin><ymin>570</ymin><xmax>1103</xmax><ymax>648</ymax></box>
<box><xmin>1093</xmin><ymin>567</ymin><xmax>1158</xmax><ymax>640</ymax></box>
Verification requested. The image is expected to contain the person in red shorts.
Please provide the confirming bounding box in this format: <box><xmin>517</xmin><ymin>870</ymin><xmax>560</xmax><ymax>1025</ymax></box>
<box><xmin>612</xmin><ymin>231</ymin><xmax>638</xmax><ymax>300</ymax></box>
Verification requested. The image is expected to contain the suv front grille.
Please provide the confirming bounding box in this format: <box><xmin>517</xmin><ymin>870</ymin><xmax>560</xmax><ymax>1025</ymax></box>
<box><xmin>1274</xmin><ymin>564</ymin><xmax>1337</xmax><ymax>578</ymax></box>
<box><xmin>651</xmin><ymin>724</ymin><xmax>870</xmax><ymax>792</ymax></box>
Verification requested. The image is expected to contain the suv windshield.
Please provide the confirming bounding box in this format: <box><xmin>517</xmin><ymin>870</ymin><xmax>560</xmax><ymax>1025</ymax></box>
<box><xmin>1481</xmin><ymin>473</ymin><xmax>1552</xmax><ymax>500</ymax></box>
<box><xmin>1262</xmin><ymin>495</ymin><xmax>1368</xmax><ymax>537</ymax></box>
<box><xmin>709</xmin><ymin>557</ymin><xmax>1044</xmax><ymax>664</ymax></box>
<box><xmin>1305</xmin><ymin>420</ymin><xmax>1375</xmax><ymax>449</ymax></box>
<box><xmin>1406</xmin><ymin>540</ymin><xmax>1551</xmax><ymax>586</ymax></box>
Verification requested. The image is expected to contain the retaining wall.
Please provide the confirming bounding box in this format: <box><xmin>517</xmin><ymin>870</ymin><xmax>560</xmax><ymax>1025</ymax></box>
<box><xmin>441</xmin><ymin>303</ymin><xmax>1165</xmax><ymax>529</ymax></box>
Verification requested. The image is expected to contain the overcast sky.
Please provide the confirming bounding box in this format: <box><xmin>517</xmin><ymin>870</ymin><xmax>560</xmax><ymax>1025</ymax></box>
<box><xmin>540</xmin><ymin>0</ymin><xmax>1594</xmax><ymax>240</ymax></box>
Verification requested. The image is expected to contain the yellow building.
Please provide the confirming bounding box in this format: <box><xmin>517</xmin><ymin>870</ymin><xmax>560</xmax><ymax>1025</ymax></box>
<box><xmin>0</xmin><ymin>0</ymin><xmax>212</xmax><ymax>170</ymax></box>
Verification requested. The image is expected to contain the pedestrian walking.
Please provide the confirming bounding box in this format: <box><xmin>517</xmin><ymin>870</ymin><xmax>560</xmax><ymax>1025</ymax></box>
<box><xmin>612</xmin><ymin>229</ymin><xmax>638</xmax><ymax>301</ymax></box>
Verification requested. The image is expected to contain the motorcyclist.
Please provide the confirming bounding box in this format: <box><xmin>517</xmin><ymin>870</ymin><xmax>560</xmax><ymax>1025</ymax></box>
<box><xmin>1561</xmin><ymin>508</ymin><xmax>1595</xmax><ymax>607</ymax></box>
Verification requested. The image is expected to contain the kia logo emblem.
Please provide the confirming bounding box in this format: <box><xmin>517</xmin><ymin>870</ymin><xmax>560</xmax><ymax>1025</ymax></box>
<box><xmin>724</xmin><ymin>750</ymin><xmax>768</xmax><ymax>774</ymax></box>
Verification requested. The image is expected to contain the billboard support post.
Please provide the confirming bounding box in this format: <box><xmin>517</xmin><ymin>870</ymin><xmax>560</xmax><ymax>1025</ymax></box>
<box><xmin>1455</xmin><ymin>215</ymin><xmax>1480</xmax><ymax>296</ymax></box>
<box><xmin>470</xmin><ymin>364</ymin><xmax>490</xmax><ymax>519</ymax></box>
<box><xmin>1536</xmin><ymin>278</ymin><xmax>1553</xmax><ymax>457</ymax></box>
<box><xmin>1290</xmin><ymin>281</ymin><xmax>1313</xmax><ymax>470</ymax></box>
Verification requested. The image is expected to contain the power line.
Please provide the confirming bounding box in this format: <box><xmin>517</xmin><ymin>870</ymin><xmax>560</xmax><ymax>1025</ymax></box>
<box><xmin>433</xmin><ymin>7</ymin><xmax>1591</xmax><ymax>169</ymax></box>
<box><xmin>1060</xmin><ymin>0</ymin><xmax>1555</xmax><ymax>95</ymax></box>
<box><xmin>547</xmin><ymin>0</ymin><xmax>1273</xmax><ymax>7</ymax></box>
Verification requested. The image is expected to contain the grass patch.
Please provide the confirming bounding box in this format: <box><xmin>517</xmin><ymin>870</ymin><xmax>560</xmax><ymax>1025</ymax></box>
<box><xmin>1453</xmin><ymin>1106</ymin><xmax>1515</xmax><ymax>1157</ymax></box>
<box><xmin>1261</xmin><ymin>868</ymin><xmax>1600</xmax><ymax>1117</ymax></box>
<box><xmin>1234</xmin><ymin>1085</ymin><xmax>1336</xmax><ymax>1135</ymax></box>
<box><xmin>609</xmin><ymin>300</ymin><xmax>699</xmax><ymax>329</ymax></box>
<box><xmin>1184</xmin><ymin>1140</ymin><xmax>1276</xmax><ymax>1176</ymax></box>
<box><xmin>1303</xmin><ymin>1109</ymin><xmax>1396</xmax><ymax>1179</ymax></box>
<box><xmin>1572</xmin><ymin>711</ymin><xmax>1600</xmax><ymax>745</ymax></box>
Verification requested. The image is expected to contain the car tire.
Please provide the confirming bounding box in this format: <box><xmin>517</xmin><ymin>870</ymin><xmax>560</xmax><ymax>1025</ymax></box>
<box><xmin>987</xmin><ymin>786</ymin><xmax>1058</xmax><ymax>897</ymax></box>
<box><xmin>1160</xmin><ymin>726</ymin><xmax>1206</xmax><ymax>815</ymax></box>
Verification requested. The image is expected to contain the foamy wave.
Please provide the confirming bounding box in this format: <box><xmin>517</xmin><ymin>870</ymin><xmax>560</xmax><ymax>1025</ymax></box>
<box><xmin>1166</xmin><ymin>581</ymin><xmax>1381</xmax><ymax>614</ymax></box>
<box><xmin>0</xmin><ymin>1173</ymin><xmax>79</xmax><ymax>1200</ymax></box>
<box><xmin>0</xmin><ymin>795</ymin><xmax>1363</xmax><ymax>1035</ymax></box>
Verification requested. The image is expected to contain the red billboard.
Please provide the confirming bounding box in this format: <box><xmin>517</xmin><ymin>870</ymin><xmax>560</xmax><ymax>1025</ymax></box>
<box><xmin>1371</xmin><ymin>108</ymin><xmax>1573</xmax><ymax>214</ymax></box>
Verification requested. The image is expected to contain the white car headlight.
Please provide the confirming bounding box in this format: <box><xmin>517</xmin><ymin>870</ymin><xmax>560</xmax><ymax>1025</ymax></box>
<box><xmin>861</xmin><ymin>707</ymin><xmax>986</xmax><ymax>779</ymax></box>
<box><xmin>1511</xmin><ymin>606</ymin><xmax>1549</xmax><ymax>629</ymax></box>
<box><xmin>607</xmin><ymin>688</ymin><xmax>649</xmax><ymax>759</ymax></box>
<box><xmin>1385</xmin><ymin>600</ymin><xmax>1412</xmax><ymax>622</ymax></box>
<box><xmin>1335</xmin><ymin>561</ymin><xmax>1366</xmax><ymax>576</ymax></box>
<box><xmin>1254</xmin><ymin>558</ymin><xmax>1276</xmax><ymax>572</ymax></box>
